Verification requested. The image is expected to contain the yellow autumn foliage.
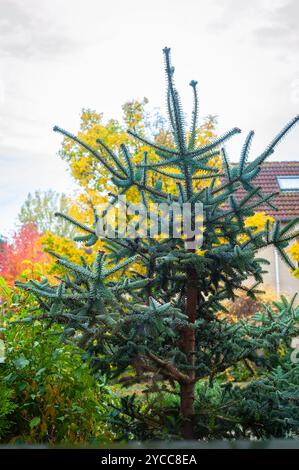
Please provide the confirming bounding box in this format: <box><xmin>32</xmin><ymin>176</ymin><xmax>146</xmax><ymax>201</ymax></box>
<box><xmin>289</xmin><ymin>241</ymin><xmax>299</xmax><ymax>278</ymax></box>
<box><xmin>244</xmin><ymin>212</ymin><xmax>275</xmax><ymax>233</ymax></box>
<box><xmin>60</xmin><ymin>102</ymin><xmax>220</xmax><ymax>207</ymax></box>
<box><xmin>41</xmin><ymin>100</ymin><xmax>220</xmax><ymax>270</ymax></box>
<box><xmin>40</xmin><ymin>230</ymin><xmax>101</xmax><ymax>275</ymax></box>
<box><xmin>289</xmin><ymin>240</ymin><xmax>299</xmax><ymax>263</ymax></box>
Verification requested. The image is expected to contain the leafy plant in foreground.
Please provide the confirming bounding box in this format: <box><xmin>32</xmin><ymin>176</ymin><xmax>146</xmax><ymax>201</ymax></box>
<box><xmin>0</xmin><ymin>279</ymin><xmax>117</xmax><ymax>444</ymax></box>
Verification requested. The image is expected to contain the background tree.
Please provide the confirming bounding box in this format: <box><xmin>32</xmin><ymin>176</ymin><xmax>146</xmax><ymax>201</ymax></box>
<box><xmin>0</xmin><ymin>223</ymin><xmax>49</xmax><ymax>284</ymax></box>
<box><xmin>59</xmin><ymin>101</ymin><xmax>218</xmax><ymax>215</ymax></box>
<box><xmin>0</xmin><ymin>235</ymin><xmax>6</xmax><ymax>252</ymax></box>
<box><xmin>18</xmin><ymin>190</ymin><xmax>73</xmax><ymax>238</ymax></box>
<box><xmin>40</xmin><ymin>98</ymin><xmax>218</xmax><ymax>271</ymax></box>
<box><xmin>17</xmin><ymin>48</ymin><xmax>299</xmax><ymax>439</ymax></box>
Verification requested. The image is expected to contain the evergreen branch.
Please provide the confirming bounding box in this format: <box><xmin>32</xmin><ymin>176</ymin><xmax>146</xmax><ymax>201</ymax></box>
<box><xmin>120</xmin><ymin>144</ymin><xmax>134</xmax><ymax>178</ymax></box>
<box><xmin>104</xmin><ymin>255</ymin><xmax>139</xmax><ymax>278</ymax></box>
<box><xmin>149</xmin><ymin>168</ymin><xmax>185</xmax><ymax>180</ymax></box>
<box><xmin>275</xmin><ymin>247</ymin><xmax>296</xmax><ymax>270</ymax></box>
<box><xmin>239</xmin><ymin>131</ymin><xmax>254</xmax><ymax>175</ymax></box>
<box><xmin>193</xmin><ymin>149</ymin><xmax>220</xmax><ymax>162</ymax></box>
<box><xmin>93</xmin><ymin>251</ymin><xmax>105</xmax><ymax>279</ymax></box>
<box><xmin>163</xmin><ymin>47</ymin><xmax>186</xmax><ymax>153</ymax></box>
<box><xmin>100</xmin><ymin>188</ymin><xmax>127</xmax><ymax>220</ymax></box>
<box><xmin>191</xmin><ymin>161</ymin><xmax>220</xmax><ymax>172</ymax></box>
<box><xmin>245</xmin><ymin>148</ymin><xmax>274</xmax><ymax>173</ymax></box>
<box><xmin>187</xmin><ymin>128</ymin><xmax>241</xmax><ymax>158</ymax></box>
<box><xmin>221</xmin><ymin>147</ymin><xmax>231</xmax><ymax>181</ymax></box>
<box><xmin>96</xmin><ymin>138</ymin><xmax>127</xmax><ymax>174</ymax></box>
<box><xmin>15</xmin><ymin>282</ymin><xmax>87</xmax><ymax>301</ymax></box>
<box><xmin>142</xmin><ymin>152</ymin><xmax>148</xmax><ymax>186</ymax></box>
<box><xmin>279</xmin><ymin>217</ymin><xmax>299</xmax><ymax>237</ymax></box>
<box><xmin>166</xmin><ymin>88</ymin><xmax>176</xmax><ymax>142</ymax></box>
<box><xmin>137</xmin><ymin>156</ymin><xmax>182</xmax><ymax>168</ymax></box>
<box><xmin>57</xmin><ymin>258</ymin><xmax>95</xmax><ymax>279</ymax></box>
<box><xmin>266</xmin><ymin>115</ymin><xmax>299</xmax><ymax>152</ymax></box>
<box><xmin>112</xmin><ymin>278</ymin><xmax>151</xmax><ymax>292</ymax></box>
<box><xmin>149</xmin><ymin>167</ymin><xmax>220</xmax><ymax>181</ymax></box>
<box><xmin>104</xmin><ymin>237</ymin><xmax>149</xmax><ymax>261</ymax></box>
<box><xmin>188</xmin><ymin>80</ymin><xmax>198</xmax><ymax>150</ymax></box>
<box><xmin>238</xmin><ymin>186</ymin><xmax>262</xmax><ymax>207</ymax></box>
<box><xmin>53</xmin><ymin>126</ymin><xmax>125</xmax><ymax>179</ymax></box>
<box><xmin>147</xmin><ymin>352</ymin><xmax>192</xmax><ymax>383</ymax></box>
<box><xmin>137</xmin><ymin>182</ymin><xmax>178</xmax><ymax>201</ymax></box>
<box><xmin>278</xmin><ymin>231</ymin><xmax>299</xmax><ymax>244</ymax></box>
<box><xmin>209</xmin><ymin>192</ymin><xmax>278</xmax><ymax>223</ymax></box>
<box><xmin>47</xmin><ymin>250</ymin><xmax>68</xmax><ymax>261</ymax></box>
<box><xmin>55</xmin><ymin>212</ymin><xmax>95</xmax><ymax>235</ymax></box>
<box><xmin>176</xmin><ymin>182</ymin><xmax>187</xmax><ymax>202</ymax></box>
<box><xmin>127</xmin><ymin>129</ymin><xmax>179</xmax><ymax>156</ymax></box>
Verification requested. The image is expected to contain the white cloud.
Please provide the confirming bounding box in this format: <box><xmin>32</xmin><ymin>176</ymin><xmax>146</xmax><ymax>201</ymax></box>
<box><xmin>0</xmin><ymin>0</ymin><xmax>299</xmax><ymax>235</ymax></box>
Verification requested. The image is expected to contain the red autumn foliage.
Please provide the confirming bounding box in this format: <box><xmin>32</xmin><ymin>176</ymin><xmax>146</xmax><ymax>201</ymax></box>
<box><xmin>0</xmin><ymin>223</ymin><xmax>49</xmax><ymax>284</ymax></box>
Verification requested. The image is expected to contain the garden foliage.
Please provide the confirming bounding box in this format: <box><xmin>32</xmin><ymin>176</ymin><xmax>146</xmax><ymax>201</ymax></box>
<box><xmin>16</xmin><ymin>48</ymin><xmax>299</xmax><ymax>439</ymax></box>
<box><xmin>0</xmin><ymin>278</ymin><xmax>117</xmax><ymax>444</ymax></box>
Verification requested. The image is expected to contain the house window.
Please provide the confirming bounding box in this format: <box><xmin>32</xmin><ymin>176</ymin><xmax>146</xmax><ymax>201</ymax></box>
<box><xmin>277</xmin><ymin>176</ymin><xmax>299</xmax><ymax>191</ymax></box>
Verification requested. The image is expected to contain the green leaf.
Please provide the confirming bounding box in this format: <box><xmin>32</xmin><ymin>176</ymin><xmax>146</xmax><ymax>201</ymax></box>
<box><xmin>18</xmin><ymin>382</ymin><xmax>28</xmax><ymax>392</ymax></box>
<box><xmin>36</xmin><ymin>368</ymin><xmax>47</xmax><ymax>377</ymax></box>
<box><xmin>14</xmin><ymin>356</ymin><xmax>30</xmax><ymax>370</ymax></box>
<box><xmin>29</xmin><ymin>417</ymin><xmax>41</xmax><ymax>429</ymax></box>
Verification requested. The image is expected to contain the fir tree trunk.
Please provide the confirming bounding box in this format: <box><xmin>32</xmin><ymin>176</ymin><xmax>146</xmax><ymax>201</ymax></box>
<box><xmin>180</xmin><ymin>381</ymin><xmax>195</xmax><ymax>439</ymax></box>
<box><xmin>180</xmin><ymin>264</ymin><xmax>197</xmax><ymax>439</ymax></box>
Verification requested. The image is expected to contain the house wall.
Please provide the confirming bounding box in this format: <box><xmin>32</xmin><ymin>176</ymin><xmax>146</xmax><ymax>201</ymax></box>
<box><xmin>259</xmin><ymin>244</ymin><xmax>299</xmax><ymax>297</ymax></box>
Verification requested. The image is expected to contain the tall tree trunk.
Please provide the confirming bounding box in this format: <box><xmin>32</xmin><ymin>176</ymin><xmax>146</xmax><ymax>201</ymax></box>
<box><xmin>180</xmin><ymin>381</ymin><xmax>195</xmax><ymax>439</ymax></box>
<box><xmin>180</xmin><ymin>264</ymin><xmax>197</xmax><ymax>439</ymax></box>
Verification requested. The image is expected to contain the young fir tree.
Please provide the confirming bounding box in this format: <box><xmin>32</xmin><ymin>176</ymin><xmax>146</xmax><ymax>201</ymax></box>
<box><xmin>17</xmin><ymin>48</ymin><xmax>299</xmax><ymax>439</ymax></box>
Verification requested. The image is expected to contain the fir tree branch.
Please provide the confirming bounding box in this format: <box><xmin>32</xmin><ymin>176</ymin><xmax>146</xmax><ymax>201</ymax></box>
<box><xmin>163</xmin><ymin>47</ymin><xmax>186</xmax><ymax>153</ymax></box>
<box><xmin>53</xmin><ymin>126</ymin><xmax>126</xmax><ymax>179</ymax></box>
<box><xmin>55</xmin><ymin>212</ymin><xmax>95</xmax><ymax>234</ymax></box>
<box><xmin>188</xmin><ymin>80</ymin><xmax>199</xmax><ymax>151</ymax></box>
<box><xmin>127</xmin><ymin>129</ymin><xmax>179</xmax><ymax>156</ymax></box>
<box><xmin>146</xmin><ymin>352</ymin><xmax>192</xmax><ymax>383</ymax></box>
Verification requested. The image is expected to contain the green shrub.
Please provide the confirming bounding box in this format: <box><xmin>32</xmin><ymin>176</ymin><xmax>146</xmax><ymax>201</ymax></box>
<box><xmin>0</xmin><ymin>278</ymin><xmax>118</xmax><ymax>444</ymax></box>
<box><xmin>0</xmin><ymin>383</ymin><xmax>16</xmax><ymax>438</ymax></box>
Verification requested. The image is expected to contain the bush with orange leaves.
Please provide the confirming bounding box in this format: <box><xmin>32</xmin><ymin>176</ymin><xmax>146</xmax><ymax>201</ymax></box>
<box><xmin>0</xmin><ymin>223</ymin><xmax>50</xmax><ymax>285</ymax></box>
<box><xmin>221</xmin><ymin>290</ymin><xmax>278</xmax><ymax>323</ymax></box>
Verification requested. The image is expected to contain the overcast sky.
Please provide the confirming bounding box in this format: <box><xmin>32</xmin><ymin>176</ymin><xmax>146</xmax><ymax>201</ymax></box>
<box><xmin>1</xmin><ymin>0</ymin><xmax>299</xmax><ymax>236</ymax></box>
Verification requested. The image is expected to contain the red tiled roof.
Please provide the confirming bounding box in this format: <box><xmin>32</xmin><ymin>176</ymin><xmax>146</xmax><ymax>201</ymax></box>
<box><xmin>234</xmin><ymin>162</ymin><xmax>299</xmax><ymax>221</ymax></box>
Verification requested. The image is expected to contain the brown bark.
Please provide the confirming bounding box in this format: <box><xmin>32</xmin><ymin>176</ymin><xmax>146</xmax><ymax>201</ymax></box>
<box><xmin>180</xmin><ymin>264</ymin><xmax>197</xmax><ymax>439</ymax></box>
<box><xmin>180</xmin><ymin>381</ymin><xmax>195</xmax><ymax>439</ymax></box>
